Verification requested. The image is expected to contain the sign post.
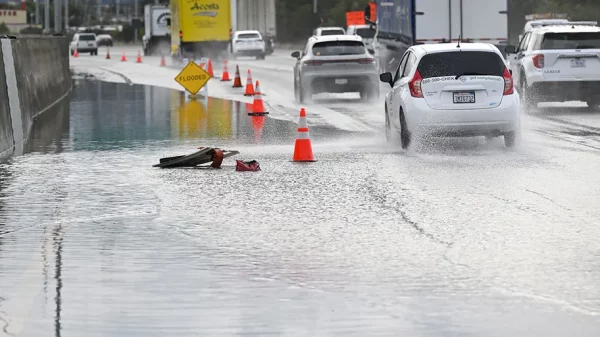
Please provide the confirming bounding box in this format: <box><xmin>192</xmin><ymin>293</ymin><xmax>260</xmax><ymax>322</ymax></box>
<box><xmin>174</xmin><ymin>61</ymin><xmax>212</xmax><ymax>100</ymax></box>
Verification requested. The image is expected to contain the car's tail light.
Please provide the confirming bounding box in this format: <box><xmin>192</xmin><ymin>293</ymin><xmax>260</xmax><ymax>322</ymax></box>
<box><xmin>303</xmin><ymin>60</ymin><xmax>322</xmax><ymax>66</ymax></box>
<box><xmin>357</xmin><ymin>58</ymin><xmax>375</xmax><ymax>64</ymax></box>
<box><xmin>502</xmin><ymin>67</ymin><xmax>514</xmax><ymax>95</ymax></box>
<box><xmin>532</xmin><ymin>54</ymin><xmax>544</xmax><ymax>68</ymax></box>
<box><xmin>409</xmin><ymin>70</ymin><xmax>423</xmax><ymax>98</ymax></box>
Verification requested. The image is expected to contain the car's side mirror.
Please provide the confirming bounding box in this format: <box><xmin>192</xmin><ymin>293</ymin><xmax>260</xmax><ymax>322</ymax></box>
<box><xmin>367</xmin><ymin>48</ymin><xmax>375</xmax><ymax>55</ymax></box>
<box><xmin>504</xmin><ymin>45</ymin><xmax>516</xmax><ymax>54</ymax></box>
<box><xmin>291</xmin><ymin>51</ymin><xmax>300</xmax><ymax>58</ymax></box>
<box><xmin>379</xmin><ymin>72</ymin><xmax>393</xmax><ymax>87</ymax></box>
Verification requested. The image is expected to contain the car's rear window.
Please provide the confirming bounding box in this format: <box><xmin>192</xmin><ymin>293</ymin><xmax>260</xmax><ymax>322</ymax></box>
<box><xmin>541</xmin><ymin>32</ymin><xmax>600</xmax><ymax>49</ymax></box>
<box><xmin>79</xmin><ymin>35</ymin><xmax>96</xmax><ymax>41</ymax></box>
<box><xmin>417</xmin><ymin>51</ymin><xmax>505</xmax><ymax>78</ymax></box>
<box><xmin>321</xmin><ymin>29</ymin><xmax>344</xmax><ymax>36</ymax></box>
<box><xmin>238</xmin><ymin>33</ymin><xmax>261</xmax><ymax>39</ymax></box>
<box><xmin>312</xmin><ymin>41</ymin><xmax>365</xmax><ymax>56</ymax></box>
<box><xmin>355</xmin><ymin>28</ymin><xmax>375</xmax><ymax>39</ymax></box>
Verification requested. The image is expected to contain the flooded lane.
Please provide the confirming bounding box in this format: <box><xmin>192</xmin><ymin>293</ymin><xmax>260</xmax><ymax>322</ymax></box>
<box><xmin>1</xmin><ymin>80</ymin><xmax>600</xmax><ymax>336</ymax></box>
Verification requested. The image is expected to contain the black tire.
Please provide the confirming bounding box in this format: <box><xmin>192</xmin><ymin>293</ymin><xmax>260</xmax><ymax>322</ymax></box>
<box><xmin>586</xmin><ymin>100</ymin><xmax>600</xmax><ymax>111</ymax></box>
<box><xmin>384</xmin><ymin>106</ymin><xmax>399</xmax><ymax>144</ymax></box>
<box><xmin>504</xmin><ymin>131</ymin><xmax>517</xmax><ymax>148</ymax></box>
<box><xmin>70</xmin><ymin>49</ymin><xmax>74</xmax><ymax>56</ymax></box>
<box><xmin>520</xmin><ymin>76</ymin><xmax>535</xmax><ymax>112</ymax></box>
<box><xmin>298</xmin><ymin>80</ymin><xmax>306</xmax><ymax>103</ymax></box>
<box><xmin>256</xmin><ymin>53</ymin><xmax>266</xmax><ymax>60</ymax></box>
<box><xmin>399</xmin><ymin>110</ymin><xmax>412</xmax><ymax>149</ymax></box>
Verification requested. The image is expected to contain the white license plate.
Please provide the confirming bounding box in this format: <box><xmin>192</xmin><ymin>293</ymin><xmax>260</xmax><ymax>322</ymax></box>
<box><xmin>571</xmin><ymin>59</ymin><xmax>586</xmax><ymax>68</ymax></box>
<box><xmin>453</xmin><ymin>91</ymin><xmax>475</xmax><ymax>103</ymax></box>
<box><xmin>335</xmin><ymin>79</ymin><xmax>347</xmax><ymax>85</ymax></box>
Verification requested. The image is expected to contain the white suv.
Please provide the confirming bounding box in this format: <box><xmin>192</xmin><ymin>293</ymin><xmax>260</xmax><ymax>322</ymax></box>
<box><xmin>505</xmin><ymin>21</ymin><xmax>600</xmax><ymax>110</ymax></box>
<box><xmin>70</xmin><ymin>33</ymin><xmax>98</xmax><ymax>56</ymax></box>
<box><xmin>231</xmin><ymin>30</ymin><xmax>266</xmax><ymax>60</ymax></box>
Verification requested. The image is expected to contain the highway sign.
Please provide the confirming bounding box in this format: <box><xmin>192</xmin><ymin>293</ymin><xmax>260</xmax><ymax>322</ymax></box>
<box><xmin>174</xmin><ymin>61</ymin><xmax>212</xmax><ymax>95</ymax></box>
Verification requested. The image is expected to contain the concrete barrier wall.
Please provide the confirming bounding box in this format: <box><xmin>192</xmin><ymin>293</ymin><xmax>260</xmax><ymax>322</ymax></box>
<box><xmin>0</xmin><ymin>36</ymin><xmax>72</xmax><ymax>157</ymax></box>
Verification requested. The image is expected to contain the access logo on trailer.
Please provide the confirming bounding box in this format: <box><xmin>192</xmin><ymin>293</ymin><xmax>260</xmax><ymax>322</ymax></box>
<box><xmin>189</xmin><ymin>1</ymin><xmax>220</xmax><ymax>17</ymax></box>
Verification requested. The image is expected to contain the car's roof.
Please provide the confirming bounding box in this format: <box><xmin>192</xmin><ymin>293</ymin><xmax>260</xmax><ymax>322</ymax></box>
<box><xmin>532</xmin><ymin>23</ymin><xmax>600</xmax><ymax>33</ymax></box>
<box><xmin>78</xmin><ymin>32</ymin><xmax>96</xmax><ymax>35</ymax></box>
<box><xmin>412</xmin><ymin>42</ymin><xmax>499</xmax><ymax>55</ymax></box>
<box><xmin>310</xmin><ymin>34</ymin><xmax>363</xmax><ymax>44</ymax></box>
<box><xmin>318</xmin><ymin>27</ymin><xmax>345</xmax><ymax>31</ymax></box>
<box><xmin>236</xmin><ymin>30</ymin><xmax>260</xmax><ymax>35</ymax></box>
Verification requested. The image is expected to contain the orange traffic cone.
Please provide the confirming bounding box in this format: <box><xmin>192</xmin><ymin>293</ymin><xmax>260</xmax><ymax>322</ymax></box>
<box><xmin>248</xmin><ymin>81</ymin><xmax>267</xmax><ymax>116</ymax></box>
<box><xmin>73</xmin><ymin>48</ymin><xmax>79</xmax><ymax>57</ymax></box>
<box><xmin>136</xmin><ymin>51</ymin><xmax>142</xmax><ymax>63</ymax></box>
<box><xmin>106</xmin><ymin>47</ymin><xmax>110</xmax><ymax>59</ymax></box>
<box><xmin>160</xmin><ymin>55</ymin><xmax>166</xmax><ymax>67</ymax></box>
<box><xmin>292</xmin><ymin>108</ymin><xmax>316</xmax><ymax>162</ymax></box>
<box><xmin>221</xmin><ymin>60</ymin><xmax>231</xmax><ymax>81</ymax></box>
<box><xmin>121</xmin><ymin>51</ymin><xmax>127</xmax><ymax>62</ymax></box>
<box><xmin>206</xmin><ymin>59</ymin><xmax>215</xmax><ymax>77</ymax></box>
<box><xmin>244</xmin><ymin>69</ymin><xmax>255</xmax><ymax>96</ymax></box>
<box><xmin>232</xmin><ymin>65</ymin><xmax>242</xmax><ymax>87</ymax></box>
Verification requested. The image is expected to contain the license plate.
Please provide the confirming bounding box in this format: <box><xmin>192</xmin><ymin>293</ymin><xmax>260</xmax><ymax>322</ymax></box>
<box><xmin>571</xmin><ymin>59</ymin><xmax>586</xmax><ymax>68</ymax></box>
<box><xmin>453</xmin><ymin>91</ymin><xmax>475</xmax><ymax>103</ymax></box>
<box><xmin>335</xmin><ymin>79</ymin><xmax>347</xmax><ymax>85</ymax></box>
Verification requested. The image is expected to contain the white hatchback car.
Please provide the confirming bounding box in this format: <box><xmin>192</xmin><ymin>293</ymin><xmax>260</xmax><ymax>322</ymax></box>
<box><xmin>380</xmin><ymin>42</ymin><xmax>521</xmax><ymax>149</ymax></box>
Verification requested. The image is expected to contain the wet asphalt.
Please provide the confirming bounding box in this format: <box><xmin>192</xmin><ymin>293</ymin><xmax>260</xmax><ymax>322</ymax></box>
<box><xmin>0</xmin><ymin>80</ymin><xmax>599</xmax><ymax>336</ymax></box>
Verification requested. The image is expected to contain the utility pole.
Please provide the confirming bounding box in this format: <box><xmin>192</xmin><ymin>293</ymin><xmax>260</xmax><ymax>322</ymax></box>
<box><xmin>64</xmin><ymin>0</ymin><xmax>69</xmax><ymax>30</ymax></box>
<box><xmin>313</xmin><ymin>0</ymin><xmax>317</xmax><ymax>14</ymax></box>
<box><xmin>35</xmin><ymin>0</ymin><xmax>40</xmax><ymax>25</ymax></box>
<box><xmin>44</xmin><ymin>0</ymin><xmax>50</xmax><ymax>32</ymax></box>
<box><xmin>116</xmin><ymin>0</ymin><xmax>120</xmax><ymax>19</ymax></box>
<box><xmin>54</xmin><ymin>0</ymin><xmax>62</xmax><ymax>33</ymax></box>
<box><xmin>134</xmin><ymin>0</ymin><xmax>138</xmax><ymax>44</ymax></box>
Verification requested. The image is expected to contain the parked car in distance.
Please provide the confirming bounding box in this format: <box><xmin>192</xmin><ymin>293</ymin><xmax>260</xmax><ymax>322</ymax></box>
<box><xmin>96</xmin><ymin>34</ymin><xmax>113</xmax><ymax>47</ymax></box>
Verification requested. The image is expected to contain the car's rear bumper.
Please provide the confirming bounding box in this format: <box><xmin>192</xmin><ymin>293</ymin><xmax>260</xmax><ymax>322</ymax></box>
<box><xmin>301</xmin><ymin>72</ymin><xmax>379</xmax><ymax>94</ymax></box>
<box><xmin>233</xmin><ymin>48</ymin><xmax>264</xmax><ymax>56</ymax></box>
<box><xmin>73</xmin><ymin>47</ymin><xmax>97</xmax><ymax>52</ymax></box>
<box><xmin>405</xmin><ymin>93</ymin><xmax>520</xmax><ymax>136</ymax></box>
<box><xmin>528</xmin><ymin>80</ymin><xmax>600</xmax><ymax>102</ymax></box>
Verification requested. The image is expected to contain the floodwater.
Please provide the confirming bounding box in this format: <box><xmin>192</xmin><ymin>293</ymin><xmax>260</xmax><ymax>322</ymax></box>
<box><xmin>1</xmin><ymin>80</ymin><xmax>599</xmax><ymax>337</ymax></box>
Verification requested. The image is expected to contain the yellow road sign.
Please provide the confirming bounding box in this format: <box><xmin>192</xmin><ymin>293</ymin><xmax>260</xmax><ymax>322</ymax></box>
<box><xmin>174</xmin><ymin>61</ymin><xmax>212</xmax><ymax>95</ymax></box>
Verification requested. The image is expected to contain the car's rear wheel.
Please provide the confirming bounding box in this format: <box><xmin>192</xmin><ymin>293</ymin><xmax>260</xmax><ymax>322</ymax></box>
<box><xmin>384</xmin><ymin>106</ymin><xmax>398</xmax><ymax>144</ymax></box>
<box><xmin>504</xmin><ymin>131</ymin><xmax>517</xmax><ymax>148</ymax></box>
<box><xmin>520</xmin><ymin>77</ymin><xmax>535</xmax><ymax>112</ymax></box>
<box><xmin>399</xmin><ymin>110</ymin><xmax>411</xmax><ymax>149</ymax></box>
<box><xmin>586</xmin><ymin>99</ymin><xmax>600</xmax><ymax>111</ymax></box>
<box><xmin>298</xmin><ymin>78</ymin><xmax>306</xmax><ymax>103</ymax></box>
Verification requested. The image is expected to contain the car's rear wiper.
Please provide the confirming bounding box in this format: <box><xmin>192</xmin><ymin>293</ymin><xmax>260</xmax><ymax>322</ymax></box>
<box><xmin>455</xmin><ymin>72</ymin><xmax>486</xmax><ymax>79</ymax></box>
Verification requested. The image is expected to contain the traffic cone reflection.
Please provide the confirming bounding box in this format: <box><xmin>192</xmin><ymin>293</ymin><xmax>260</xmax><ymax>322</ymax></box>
<box><xmin>232</xmin><ymin>65</ymin><xmax>242</xmax><ymax>87</ymax></box>
<box><xmin>106</xmin><ymin>47</ymin><xmax>110</xmax><ymax>59</ymax></box>
<box><xmin>248</xmin><ymin>81</ymin><xmax>267</xmax><ymax>116</ymax></box>
<box><xmin>206</xmin><ymin>59</ymin><xmax>215</xmax><ymax>77</ymax></box>
<box><xmin>292</xmin><ymin>108</ymin><xmax>316</xmax><ymax>162</ymax></box>
<box><xmin>160</xmin><ymin>55</ymin><xmax>166</xmax><ymax>67</ymax></box>
<box><xmin>121</xmin><ymin>51</ymin><xmax>127</xmax><ymax>62</ymax></box>
<box><xmin>73</xmin><ymin>48</ymin><xmax>79</xmax><ymax>57</ymax></box>
<box><xmin>136</xmin><ymin>51</ymin><xmax>143</xmax><ymax>63</ymax></box>
<box><xmin>252</xmin><ymin>115</ymin><xmax>265</xmax><ymax>143</ymax></box>
<box><xmin>221</xmin><ymin>60</ymin><xmax>231</xmax><ymax>81</ymax></box>
<box><xmin>244</xmin><ymin>69</ymin><xmax>255</xmax><ymax>96</ymax></box>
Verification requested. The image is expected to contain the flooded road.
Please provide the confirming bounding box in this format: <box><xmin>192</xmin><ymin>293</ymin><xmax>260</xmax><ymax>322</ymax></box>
<box><xmin>1</xmin><ymin>80</ymin><xmax>600</xmax><ymax>336</ymax></box>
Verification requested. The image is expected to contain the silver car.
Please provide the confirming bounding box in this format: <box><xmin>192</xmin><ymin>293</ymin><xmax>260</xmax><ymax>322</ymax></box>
<box><xmin>292</xmin><ymin>35</ymin><xmax>379</xmax><ymax>103</ymax></box>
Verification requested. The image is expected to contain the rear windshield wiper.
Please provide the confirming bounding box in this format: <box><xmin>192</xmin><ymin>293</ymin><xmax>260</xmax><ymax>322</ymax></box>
<box><xmin>455</xmin><ymin>72</ymin><xmax>486</xmax><ymax>79</ymax></box>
